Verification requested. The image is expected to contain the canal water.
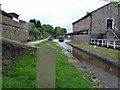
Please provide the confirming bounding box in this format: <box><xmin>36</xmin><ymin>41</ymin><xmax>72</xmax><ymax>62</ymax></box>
<box><xmin>53</xmin><ymin>39</ymin><xmax>72</xmax><ymax>52</ymax></box>
<box><xmin>53</xmin><ymin>39</ymin><xmax>120</xmax><ymax>88</ymax></box>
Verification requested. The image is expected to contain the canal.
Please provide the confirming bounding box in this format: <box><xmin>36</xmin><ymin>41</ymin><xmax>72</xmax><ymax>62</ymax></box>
<box><xmin>53</xmin><ymin>39</ymin><xmax>120</xmax><ymax>88</ymax></box>
<box><xmin>53</xmin><ymin>39</ymin><xmax>72</xmax><ymax>52</ymax></box>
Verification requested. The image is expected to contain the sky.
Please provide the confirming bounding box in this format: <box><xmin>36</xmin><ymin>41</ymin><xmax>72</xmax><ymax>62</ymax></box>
<box><xmin>0</xmin><ymin>0</ymin><xmax>108</xmax><ymax>33</ymax></box>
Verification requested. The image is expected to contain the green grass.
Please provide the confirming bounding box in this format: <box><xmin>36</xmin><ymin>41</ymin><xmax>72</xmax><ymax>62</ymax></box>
<box><xmin>2</xmin><ymin>52</ymin><xmax>36</xmax><ymax>88</ymax></box>
<box><xmin>2</xmin><ymin>41</ymin><xmax>93</xmax><ymax>88</ymax></box>
<box><xmin>35</xmin><ymin>41</ymin><xmax>93</xmax><ymax>88</ymax></box>
<box><xmin>68</xmin><ymin>41</ymin><xmax>120</xmax><ymax>60</ymax></box>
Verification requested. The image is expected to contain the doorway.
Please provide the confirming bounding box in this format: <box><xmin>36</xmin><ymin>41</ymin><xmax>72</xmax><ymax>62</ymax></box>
<box><xmin>106</xmin><ymin>18</ymin><xmax>114</xmax><ymax>29</ymax></box>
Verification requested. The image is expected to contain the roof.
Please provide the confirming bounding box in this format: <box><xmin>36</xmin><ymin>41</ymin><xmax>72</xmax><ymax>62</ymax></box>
<box><xmin>66</xmin><ymin>30</ymin><xmax>89</xmax><ymax>35</ymax></box>
<box><xmin>72</xmin><ymin>2</ymin><xmax>111</xmax><ymax>25</ymax></box>
<box><xmin>8</xmin><ymin>12</ymin><xmax>19</xmax><ymax>19</ymax></box>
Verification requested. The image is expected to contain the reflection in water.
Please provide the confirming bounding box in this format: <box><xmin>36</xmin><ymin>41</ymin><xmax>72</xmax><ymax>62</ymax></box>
<box><xmin>53</xmin><ymin>39</ymin><xmax>72</xmax><ymax>52</ymax></box>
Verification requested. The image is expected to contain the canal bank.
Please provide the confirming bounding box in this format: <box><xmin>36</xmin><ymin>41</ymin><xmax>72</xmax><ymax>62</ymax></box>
<box><xmin>66</xmin><ymin>42</ymin><xmax>120</xmax><ymax>88</ymax></box>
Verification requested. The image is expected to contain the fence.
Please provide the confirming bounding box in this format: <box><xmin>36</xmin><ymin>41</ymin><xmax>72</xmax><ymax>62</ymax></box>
<box><xmin>90</xmin><ymin>38</ymin><xmax>120</xmax><ymax>49</ymax></box>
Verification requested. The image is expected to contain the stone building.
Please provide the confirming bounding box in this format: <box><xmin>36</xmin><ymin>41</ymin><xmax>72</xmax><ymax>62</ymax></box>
<box><xmin>69</xmin><ymin>3</ymin><xmax>120</xmax><ymax>44</ymax></box>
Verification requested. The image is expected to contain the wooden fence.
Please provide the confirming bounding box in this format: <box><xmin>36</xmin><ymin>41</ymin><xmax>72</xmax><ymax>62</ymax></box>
<box><xmin>90</xmin><ymin>38</ymin><xmax>120</xmax><ymax>49</ymax></box>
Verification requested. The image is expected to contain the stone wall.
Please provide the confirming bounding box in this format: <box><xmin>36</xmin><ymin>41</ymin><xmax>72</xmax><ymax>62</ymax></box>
<box><xmin>72</xmin><ymin>3</ymin><xmax>120</xmax><ymax>43</ymax></box>
<box><xmin>0</xmin><ymin>14</ymin><xmax>30</xmax><ymax>41</ymax></box>
<box><xmin>1</xmin><ymin>37</ymin><xmax>37</xmax><ymax>67</ymax></box>
<box><xmin>73</xmin><ymin>16</ymin><xmax>90</xmax><ymax>32</ymax></box>
<box><xmin>72</xmin><ymin>16</ymin><xmax>90</xmax><ymax>43</ymax></box>
<box><xmin>67</xmin><ymin>43</ymin><xmax>120</xmax><ymax>77</ymax></box>
<box><xmin>91</xmin><ymin>3</ymin><xmax>119</xmax><ymax>39</ymax></box>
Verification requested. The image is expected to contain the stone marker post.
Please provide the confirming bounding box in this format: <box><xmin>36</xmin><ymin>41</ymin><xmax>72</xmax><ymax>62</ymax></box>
<box><xmin>0</xmin><ymin>4</ymin><xmax>2</xmax><ymax>90</ymax></box>
<box><xmin>36</xmin><ymin>45</ymin><xmax>56</xmax><ymax>88</ymax></box>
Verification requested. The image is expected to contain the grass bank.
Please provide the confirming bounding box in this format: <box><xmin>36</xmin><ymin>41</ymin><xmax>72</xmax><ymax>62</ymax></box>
<box><xmin>3</xmin><ymin>41</ymin><xmax>93</xmax><ymax>88</ymax></box>
<box><xmin>35</xmin><ymin>41</ymin><xmax>93</xmax><ymax>88</ymax></box>
<box><xmin>68</xmin><ymin>41</ymin><xmax>120</xmax><ymax>60</ymax></box>
<box><xmin>2</xmin><ymin>52</ymin><xmax>36</xmax><ymax>88</ymax></box>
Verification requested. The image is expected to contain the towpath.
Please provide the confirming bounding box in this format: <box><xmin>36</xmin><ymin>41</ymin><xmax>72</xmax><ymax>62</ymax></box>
<box><xmin>25</xmin><ymin>37</ymin><xmax>50</xmax><ymax>46</ymax></box>
<box><xmin>56</xmin><ymin>43</ymin><xmax>105</xmax><ymax>88</ymax></box>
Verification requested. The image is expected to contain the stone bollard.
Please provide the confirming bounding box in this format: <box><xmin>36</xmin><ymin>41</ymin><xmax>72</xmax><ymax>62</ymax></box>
<box><xmin>36</xmin><ymin>45</ymin><xmax>56</xmax><ymax>88</ymax></box>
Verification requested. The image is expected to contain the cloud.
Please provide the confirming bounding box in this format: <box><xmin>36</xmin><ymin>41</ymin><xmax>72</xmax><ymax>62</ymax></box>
<box><xmin>1</xmin><ymin>0</ymin><xmax>108</xmax><ymax>32</ymax></box>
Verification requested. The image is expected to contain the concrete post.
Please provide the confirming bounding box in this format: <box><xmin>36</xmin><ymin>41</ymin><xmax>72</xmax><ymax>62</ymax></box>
<box><xmin>36</xmin><ymin>45</ymin><xmax>56</xmax><ymax>88</ymax></box>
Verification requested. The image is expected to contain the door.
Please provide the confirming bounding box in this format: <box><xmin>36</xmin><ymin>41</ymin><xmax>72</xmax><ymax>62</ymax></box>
<box><xmin>107</xmin><ymin>18</ymin><xmax>113</xmax><ymax>29</ymax></box>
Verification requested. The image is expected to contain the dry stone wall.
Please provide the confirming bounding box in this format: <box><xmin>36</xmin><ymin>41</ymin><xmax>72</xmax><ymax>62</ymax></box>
<box><xmin>1</xmin><ymin>37</ymin><xmax>37</xmax><ymax>67</ymax></box>
<box><xmin>0</xmin><ymin>14</ymin><xmax>30</xmax><ymax>41</ymax></box>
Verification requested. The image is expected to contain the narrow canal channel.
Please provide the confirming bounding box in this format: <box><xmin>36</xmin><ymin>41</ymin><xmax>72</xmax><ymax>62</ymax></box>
<box><xmin>53</xmin><ymin>39</ymin><xmax>72</xmax><ymax>52</ymax></box>
<box><xmin>53</xmin><ymin>39</ymin><xmax>120</xmax><ymax>88</ymax></box>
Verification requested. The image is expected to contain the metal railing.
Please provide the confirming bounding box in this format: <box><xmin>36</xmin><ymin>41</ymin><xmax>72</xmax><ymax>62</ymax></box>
<box><xmin>109</xmin><ymin>25</ymin><xmax>120</xmax><ymax>39</ymax></box>
<box><xmin>91</xmin><ymin>38</ymin><xmax>120</xmax><ymax>49</ymax></box>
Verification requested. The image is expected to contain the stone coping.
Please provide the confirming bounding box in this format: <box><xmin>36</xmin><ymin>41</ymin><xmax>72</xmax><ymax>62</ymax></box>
<box><xmin>66</xmin><ymin>42</ymin><xmax>120</xmax><ymax>68</ymax></box>
<box><xmin>1</xmin><ymin>37</ymin><xmax>37</xmax><ymax>51</ymax></box>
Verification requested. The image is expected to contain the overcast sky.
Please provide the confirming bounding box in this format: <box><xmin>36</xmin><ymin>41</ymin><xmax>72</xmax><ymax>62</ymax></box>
<box><xmin>0</xmin><ymin>0</ymin><xmax>108</xmax><ymax>33</ymax></box>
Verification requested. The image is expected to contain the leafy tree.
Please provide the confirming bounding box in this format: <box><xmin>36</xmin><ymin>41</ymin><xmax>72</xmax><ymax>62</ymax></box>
<box><xmin>28</xmin><ymin>23</ymin><xmax>40</xmax><ymax>39</ymax></box>
<box><xmin>102</xmin><ymin>0</ymin><xmax>120</xmax><ymax>7</ymax></box>
<box><xmin>54</xmin><ymin>26</ymin><xmax>61</xmax><ymax>35</ymax></box>
<box><xmin>42</xmin><ymin>24</ymin><xmax>54</xmax><ymax>34</ymax></box>
<box><xmin>36</xmin><ymin>20</ymin><xmax>41</xmax><ymax>28</ymax></box>
<box><xmin>54</xmin><ymin>27</ymin><xmax>67</xmax><ymax>35</ymax></box>
<box><xmin>29</xmin><ymin>19</ymin><xmax>37</xmax><ymax>27</ymax></box>
<box><xmin>61</xmin><ymin>28</ymin><xmax>67</xmax><ymax>35</ymax></box>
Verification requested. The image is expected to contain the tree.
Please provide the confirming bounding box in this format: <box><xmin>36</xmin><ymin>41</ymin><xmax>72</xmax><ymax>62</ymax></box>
<box><xmin>29</xmin><ymin>19</ymin><xmax>37</xmax><ymax>28</ymax></box>
<box><xmin>42</xmin><ymin>24</ymin><xmax>54</xmax><ymax>34</ymax></box>
<box><xmin>102</xmin><ymin>0</ymin><xmax>120</xmax><ymax>7</ymax></box>
<box><xmin>61</xmin><ymin>28</ymin><xmax>67</xmax><ymax>35</ymax></box>
<box><xmin>54</xmin><ymin>26</ymin><xmax>61</xmax><ymax>35</ymax></box>
<box><xmin>28</xmin><ymin>23</ymin><xmax>40</xmax><ymax>39</ymax></box>
<box><xmin>36</xmin><ymin>20</ymin><xmax>41</xmax><ymax>28</ymax></box>
<box><xmin>54</xmin><ymin>26</ymin><xmax>67</xmax><ymax>35</ymax></box>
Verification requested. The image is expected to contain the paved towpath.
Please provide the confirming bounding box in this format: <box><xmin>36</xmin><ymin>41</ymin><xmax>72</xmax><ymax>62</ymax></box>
<box><xmin>25</xmin><ymin>35</ymin><xmax>52</xmax><ymax>47</ymax></box>
<box><xmin>25</xmin><ymin>39</ymin><xmax>47</xmax><ymax>46</ymax></box>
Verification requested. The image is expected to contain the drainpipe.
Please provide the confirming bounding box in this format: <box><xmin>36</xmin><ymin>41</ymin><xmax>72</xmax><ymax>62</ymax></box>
<box><xmin>89</xmin><ymin>13</ymin><xmax>92</xmax><ymax>44</ymax></box>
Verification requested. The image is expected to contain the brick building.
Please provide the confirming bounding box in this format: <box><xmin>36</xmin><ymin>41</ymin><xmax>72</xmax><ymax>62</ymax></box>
<box><xmin>69</xmin><ymin>3</ymin><xmax>120</xmax><ymax>44</ymax></box>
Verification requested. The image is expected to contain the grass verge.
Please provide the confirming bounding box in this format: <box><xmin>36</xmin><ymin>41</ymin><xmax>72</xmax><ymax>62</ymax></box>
<box><xmin>35</xmin><ymin>41</ymin><xmax>93</xmax><ymax>88</ymax></box>
<box><xmin>68</xmin><ymin>41</ymin><xmax>120</xmax><ymax>60</ymax></box>
<box><xmin>2</xmin><ymin>52</ymin><xmax>36</xmax><ymax>88</ymax></box>
<box><xmin>2</xmin><ymin>41</ymin><xmax>93</xmax><ymax>88</ymax></box>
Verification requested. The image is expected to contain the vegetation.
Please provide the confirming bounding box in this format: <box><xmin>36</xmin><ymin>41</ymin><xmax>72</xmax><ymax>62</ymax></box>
<box><xmin>0</xmin><ymin>9</ymin><xmax>13</xmax><ymax>19</ymax></box>
<box><xmin>35</xmin><ymin>41</ymin><xmax>93</xmax><ymax>88</ymax></box>
<box><xmin>2</xmin><ymin>52</ymin><xmax>36</xmax><ymax>88</ymax></box>
<box><xmin>102</xmin><ymin>0</ymin><xmax>120</xmax><ymax>7</ymax></box>
<box><xmin>54</xmin><ymin>26</ymin><xmax>67</xmax><ymax>35</ymax></box>
<box><xmin>68</xmin><ymin>41</ymin><xmax>120</xmax><ymax>60</ymax></box>
<box><xmin>28</xmin><ymin>19</ymin><xmax>67</xmax><ymax>39</ymax></box>
<box><xmin>3</xmin><ymin>41</ymin><xmax>93</xmax><ymax>88</ymax></box>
